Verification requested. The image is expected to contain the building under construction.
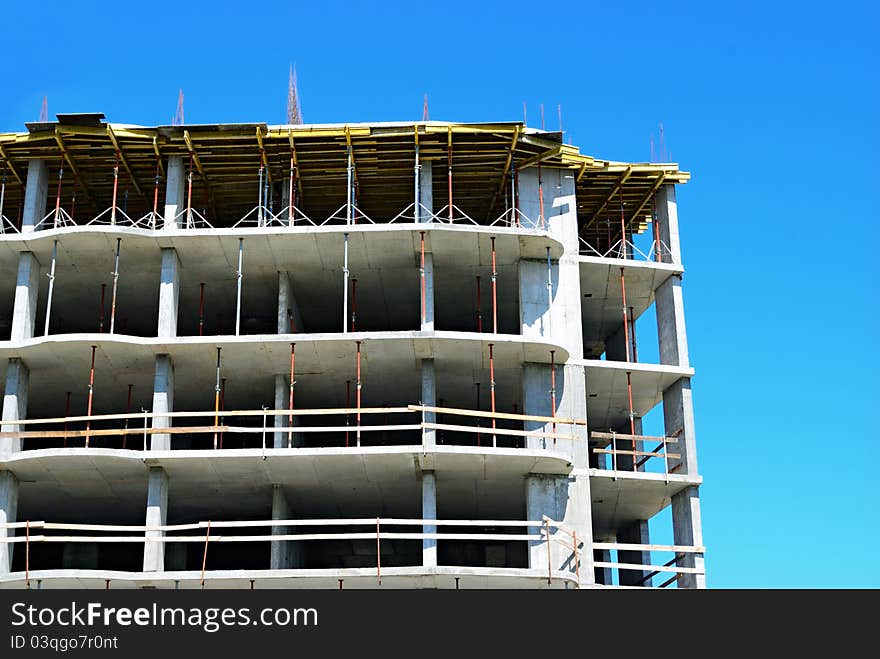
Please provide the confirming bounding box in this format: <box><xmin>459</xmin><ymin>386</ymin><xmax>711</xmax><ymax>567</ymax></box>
<box><xmin>0</xmin><ymin>115</ymin><xmax>704</xmax><ymax>588</ymax></box>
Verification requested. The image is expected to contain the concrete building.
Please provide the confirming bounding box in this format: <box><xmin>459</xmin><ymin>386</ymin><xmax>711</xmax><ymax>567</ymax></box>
<box><xmin>0</xmin><ymin>116</ymin><xmax>704</xmax><ymax>588</ymax></box>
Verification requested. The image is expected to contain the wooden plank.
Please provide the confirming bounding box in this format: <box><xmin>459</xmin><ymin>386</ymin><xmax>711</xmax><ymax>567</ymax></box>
<box><xmin>411</xmin><ymin>404</ymin><xmax>587</xmax><ymax>426</ymax></box>
<box><xmin>591</xmin><ymin>431</ymin><xmax>677</xmax><ymax>443</ymax></box>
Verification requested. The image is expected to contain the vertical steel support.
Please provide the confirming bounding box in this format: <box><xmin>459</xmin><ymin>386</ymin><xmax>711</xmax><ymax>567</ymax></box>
<box><xmin>356</xmin><ymin>340</ymin><xmax>362</xmax><ymax>447</ymax></box>
<box><xmin>213</xmin><ymin>348</ymin><xmax>222</xmax><ymax>449</ymax></box>
<box><xmin>345</xmin><ymin>379</ymin><xmax>351</xmax><ymax>448</ymax></box>
<box><xmin>629</xmin><ymin>306</ymin><xmax>638</xmax><ymax>362</ymax></box>
<box><xmin>490</xmin><ymin>237</ymin><xmax>498</xmax><ymax>333</ymax></box>
<box><xmin>414</xmin><ymin>132</ymin><xmax>420</xmax><ymax>224</ymax></box>
<box><xmin>235</xmin><ymin>239</ymin><xmax>243</xmax><ymax>336</ymax></box>
<box><xmin>152</xmin><ymin>159</ymin><xmax>160</xmax><ymax>229</ymax></box>
<box><xmin>619</xmin><ymin>196</ymin><xmax>627</xmax><ymax>259</ymax></box>
<box><xmin>447</xmin><ymin>127</ymin><xmax>453</xmax><ymax>222</ymax></box>
<box><xmin>289</xmin><ymin>153</ymin><xmax>295</xmax><ymax>226</ymax></box>
<box><xmin>85</xmin><ymin>345</ymin><xmax>96</xmax><ymax>448</ymax></box>
<box><xmin>342</xmin><ymin>233</ymin><xmax>350</xmax><ymax>333</ymax></box>
<box><xmin>111</xmin><ymin>151</ymin><xmax>120</xmax><ymax>224</ymax></box>
<box><xmin>54</xmin><ymin>157</ymin><xmax>64</xmax><ymax>228</ymax></box>
<box><xmin>186</xmin><ymin>153</ymin><xmax>194</xmax><ymax>227</ymax></box>
<box><xmin>44</xmin><ymin>240</ymin><xmax>58</xmax><ymax>336</ymax></box>
<box><xmin>257</xmin><ymin>161</ymin><xmax>265</xmax><ymax>226</ymax></box>
<box><xmin>288</xmin><ymin>343</ymin><xmax>295</xmax><ymax>448</ymax></box>
<box><xmin>214</xmin><ymin>348</ymin><xmax>220</xmax><ymax>449</ymax></box>
<box><xmin>652</xmin><ymin>194</ymin><xmax>661</xmax><ymax>262</ymax></box>
<box><xmin>351</xmin><ymin>278</ymin><xmax>358</xmax><ymax>332</ymax></box>
<box><xmin>346</xmin><ymin>147</ymin><xmax>353</xmax><ymax>225</ymax></box>
<box><xmin>219</xmin><ymin>378</ymin><xmax>226</xmax><ymax>449</ymax></box>
<box><xmin>489</xmin><ymin>343</ymin><xmax>497</xmax><ymax>447</ymax></box>
<box><xmin>109</xmin><ymin>238</ymin><xmax>121</xmax><ymax>334</ymax></box>
<box><xmin>538</xmin><ymin>164</ymin><xmax>545</xmax><ymax>230</ymax></box>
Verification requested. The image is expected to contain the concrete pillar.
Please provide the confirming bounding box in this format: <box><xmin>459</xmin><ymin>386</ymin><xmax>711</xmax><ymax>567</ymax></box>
<box><xmin>522</xmin><ymin>363</ymin><xmax>588</xmax><ymax>466</ymax></box>
<box><xmin>11</xmin><ymin>252</ymin><xmax>40</xmax><ymax>342</ymax></box>
<box><xmin>273</xmin><ymin>375</ymin><xmax>302</xmax><ymax>448</ymax></box>
<box><xmin>157</xmin><ymin>248</ymin><xmax>180</xmax><ymax>338</ymax></box>
<box><xmin>418</xmin><ymin>159</ymin><xmax>433</xmax><ymax>220</ymax></box>
<box><xmin>526</xmin><ymin>475</ymin><xmax>594</xmax><ymax>585</ymax></box>
<box><xmin>21</xmin><ymin>159</ymin><xmax>49</xmax><ymax>233</ymax></box>
<box><xmin>655</xmin><ymin>185</ymin><xmax>681</xmax><ymax>265</ymax></box>
<box><xmin>1</xmin><ymin>359</ymin><xmax>29</xmax><ymax>458</ymax></box>
<box><xmin>270</xmin><ymin>485</ymin><xmax>302</xmax><ymax>568</ymax></box>
<box><xmin>163</xmin><ymin>156</ymin><xmax>186</xmax><ymax>230</ymax></box>
<box><xmin>143</xmin><ymin>467</ymin><xmax>168</xmax><ymax>572</ymax></box>
<box><xmin>150</xmin><ymin>355</ymin><xmax>174</xmax><ymax>451</ymax></box>
<box><xmin>278</xmin><ymin>271</ymin><xmax>305</xmax><ymax>334</ymax></box>
<box><xmin>617</xmin><ymin>520</ymin><xmax>651</xmax><ymax>587</ymax></box>
<box><xmin>421</xmin><ymin>359</ymin><xmax>436</xmax><ymax>447</ymax></box>
<box><xmin>421</xmin><ymin>252</ymin><xmax>434</xmax><ymax>331</ymax></box>
<box><xmin>671</xmin><ymin>486</ymin><xmax>705</xmax><ymax>588</ymax></box>
<box><xmin>421</xmin><ymin>471</ymin><xmax>437</xmax><ymax>567</ymax></box>
<box><xmin>0</xmin><ymin>471</ymin><xmax>18</xmax><ymax>574</ymax></box>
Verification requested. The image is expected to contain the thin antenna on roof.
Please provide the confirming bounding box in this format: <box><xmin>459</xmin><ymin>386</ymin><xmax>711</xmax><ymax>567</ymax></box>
<box><xmin>650</xmin><ymin>134</ymin><xmax>655</xmax><ymax>162</ymax></box>
<box><xmin>523</xmin><ymin>102</ymin><xmax>527</xmax><ymax>126</ymax></box>
<box><xmin>557</xmin><ymin>104</ymin><xmax>563</xmax><ymax>135</ymax></box>
<box><xmin>422</xmin><ymin>94</ymin><xmax>429</xmax><ymax>121</ymax></box>
<box><xmin>287</xmin><ymin>65</ymin><xmax>303</xmax><ymax>125</ymax></box>
<box><xmin>39</xmin><ymin>96</ymin><xmax>48</xmax><ymax>122</ymax></box>
<box><xmin>173</xmin><ymin>89</ymin><xmax>185</xmax><ymax>126</ymax></box>
<box><xmin>540</xmin><ymin>103</ymin><xmax>545</xmax><ymax>130</ymax></box>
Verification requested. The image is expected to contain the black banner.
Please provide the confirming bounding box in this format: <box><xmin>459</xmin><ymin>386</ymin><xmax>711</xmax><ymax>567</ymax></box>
<box><xmin>0</xmin><ymin>589</ymin><xmax>872</xmax><ymax>656</ymax></box>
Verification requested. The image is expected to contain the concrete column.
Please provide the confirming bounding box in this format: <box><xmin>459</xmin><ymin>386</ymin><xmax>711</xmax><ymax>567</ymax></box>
<box><xmin>270</xmin><ymin>485</ymin><xmax>302</xmax><ymax>568</ymax></box>
<box><xmin>21</xmin><ymin>159</ymin><xmax>49</xmax><ymax>233</ymax></box>
<box><xmin>518</xmin><ymin>259</ymin><xmax>558</xmax><ymax>341</ymax></box>
<box><xmin>150</xmin><ymin>355</ymin><xmax>174</xmax><ymax>451</ymax></box>
<box><xmin>671</xmin><ymin>486</ymin><xmax>705</xmax><ymax>588</ymax></box>
<box><xmin>421</xmin><ymin>471</ymin><xmax>437</xmax><ymax>567</ymax></box>
<box><xmin>656</xmin><ymin>277</ymin><xmax>689</xmax><ymax>368</ymax></box>
<box><xmin>11</xmin><ymin>252</ymin><xmax>40</xmax><ymax>342</ymax></box>
<box><xmin>278</xmin><ymin>271</ymin><xmax>305</xmax><ymax>334</ymax></box>
<box><xmin>1</xmin><ymin>359</ymin><xmax>29</xmax><ymax>458</ymax></box>
<box><xmin>0</xmin><ymin>471</ymin><xmax>18</xmax><ymax>574</ymax></box>
<box><xmin>655</xmin><ymin>185</ymin><xmax>681</xmax><ymax>265</ymax></box>
<box><xmin>526</xmin><ymin>474</ymin><xmax>594</xmax><ymax>585</ymax></box>
<box><xmin>421</xmin><ymin>359</ymin><xmax>436</xmax><ymax>447</ymax></box>
<box><xmin>163</xmin><ymin>156</ymin><xmax>186</xmax><ymax>230</ymax></box>
<box><xmin>143</xmin><ymin>467</ymin><xmax>168</xmax><ymax>572</ymax></box>
<box><xmin>617</xmin><ymin>520</ymin><xmax>651</xmax><ymax>587</ymax></box>
<box><xmin>522</xmin><ymin>363</ymin><xmax>588</xmax><ymax>466</ymax></box>
<box><xmin>418</xmin><ymin>159</ymin><xmax>433</xmax><ymax>220</ymax></box>
<box><xmin>157</xmin><ymin>248</ymin><xmax>180</xmax><ymax>338</ymax></box>
<box><xmin>273</xmin><ymin>375</ymin><xmax>302</xmax><ymax>448</ymax></box>
<box><xmin>420</xmin><ymin>252</ymin><xmax>434</xmax><ymax>331</ymax></box>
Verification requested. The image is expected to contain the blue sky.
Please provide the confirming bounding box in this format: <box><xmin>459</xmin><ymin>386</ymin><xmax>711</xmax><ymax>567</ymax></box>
<box><xmin>3</xmin><ymin>0</ymin><xmax>878</xmax><ymax>587</ymax></box>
